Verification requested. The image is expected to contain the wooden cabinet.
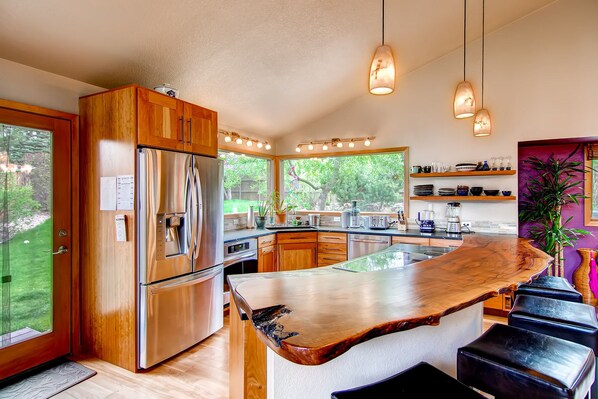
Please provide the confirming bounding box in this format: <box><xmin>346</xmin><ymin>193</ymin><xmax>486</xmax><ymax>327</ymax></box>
<box><xmin>277</xmin><ymin>232</ymin><xmax>317</xmax><ymax>271</ymax></box>
<box><xmin>317</xmin><ymin>232</ymin><xmax>347</xmax><ymax>267</ymax></box>
<box><xmin>484</xmin><ymin>293</ymin><xmax>513</xmax><ymax>316</ymax></box>
<box><xmin>137</xmin><ymin>87</ymin><xmax>217</xmax><ymax>157</ymax></box>
<box><xmin>258</xmin><ymin>245</ymin><xmax>277</xmax><ymax>273</ymax></box>
<box><xmin>429</xmin><ymin>238</ymin><xmax>462</xmax><ymax>248</ymax></box>
<box><xmin>258</xmin><ymin>234</ymin><xmax>277</xmax><ymax>248</ymax></box>
<box><xmin>391</xmin><ymin>236</ymin><xmax>430</xmax><ymax>246</ymax></box>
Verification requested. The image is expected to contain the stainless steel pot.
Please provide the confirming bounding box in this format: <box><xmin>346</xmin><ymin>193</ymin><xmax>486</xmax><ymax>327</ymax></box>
<box><xmin>308</xmin><ymin>214</ymin><xmax>320</xmax><ymax>226</ymax></box>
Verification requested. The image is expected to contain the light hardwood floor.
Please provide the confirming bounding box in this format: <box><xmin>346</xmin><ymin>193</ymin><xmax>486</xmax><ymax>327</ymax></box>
<box><xmin>57</xmin><ymin>316</ymin><xmax>230</xmax><ymax>399</ymax></box>
<box><xmin>56</xmin><ymin>314</ymin><xmax>507</xmax><ymax>398</ymax></box>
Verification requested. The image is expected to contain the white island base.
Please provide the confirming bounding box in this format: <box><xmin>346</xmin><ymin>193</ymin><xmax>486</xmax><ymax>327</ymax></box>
<box><xmin>266</xmin><ymin>303</ymin><xmax>483</xmax><ymax>399</ymax></box>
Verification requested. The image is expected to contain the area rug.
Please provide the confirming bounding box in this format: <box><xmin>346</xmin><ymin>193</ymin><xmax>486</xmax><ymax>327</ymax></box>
<box><xmin>0</xmin><ymin>360</ymin><xmax>96</xmax><ymax>399</ymax></box>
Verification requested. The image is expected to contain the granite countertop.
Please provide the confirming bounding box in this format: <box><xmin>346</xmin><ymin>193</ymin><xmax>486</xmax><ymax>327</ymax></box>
<box><xmin>228</xmin><ymin>234</ymin><xmax>551</xmax><ymax>366</ymax></box>
<box><xmin>224</xmin><ymin>226</ymin><xmax>464</xmax><ymax>243</ymax></box>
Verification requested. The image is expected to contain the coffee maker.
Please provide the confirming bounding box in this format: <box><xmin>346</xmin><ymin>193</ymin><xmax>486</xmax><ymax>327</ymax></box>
<box><xmin>446</xmin><ymin>202</ymin><xmax>462</xmax><ymax>234</ymax></box>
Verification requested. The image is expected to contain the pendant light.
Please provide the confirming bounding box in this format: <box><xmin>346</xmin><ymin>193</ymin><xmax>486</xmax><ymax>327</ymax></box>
<box><xmin>474</xmin><ymin>0</ymin><xmax>492</xmax><ymax>137</ymax></box>
<box><xmin>453</xmin><ymin>0</ymin><xmax>476</xmax><ymax>118</ymax></box>
<box><xmin>369</xmin><ymin>0</ymin><xmax>395</xmax><ymax>95</ymax></box>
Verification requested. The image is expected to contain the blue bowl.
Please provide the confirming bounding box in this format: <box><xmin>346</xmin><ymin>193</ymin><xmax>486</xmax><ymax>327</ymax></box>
<box><xmin>502</xmin><ymin>190</ymin><xmax>512</xmax><ymax>196</ymax></box>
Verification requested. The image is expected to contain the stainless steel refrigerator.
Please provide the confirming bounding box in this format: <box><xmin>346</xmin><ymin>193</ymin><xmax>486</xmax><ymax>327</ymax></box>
<box><xmin>137</xmin><ymin>148</ymin><xmax>224</xmax><ymax>369</ymax></box>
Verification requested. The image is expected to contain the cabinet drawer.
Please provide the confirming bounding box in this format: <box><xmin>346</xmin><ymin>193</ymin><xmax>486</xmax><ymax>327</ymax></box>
<box><xmin>391</xmin><ymin>236</ymin><xmax>430</xmax><ymax>246</ymax></box>
<box><xmin>277</xmin><ymin>232</ymin><xmax>317</xmax><ymax>244</ymax></box>
<box><xmin>429</xmin><ymin>238</ymin><xmax>462</xmax><ymax>248</ymax></box>
<box><xmin>258</xmin><ymin>234</ymin><xmax>277</xmax><ymax>248</ymax></box>
<box><xmin>484</xmin><ymin>294</ymin><xmax>504</xmax><ymax>310</ymax></box>
<box><xmin>317</xmin><ymin>253</ymin><xmax>347</xmax><ymax>267</ymax></box>
<box><xmin>317</xmin><ymin>242</ymin><xmax>347</xmax><ymax>255</ymax></box>
<box><xmin>318</xmin><ymin>232</ymin><xmax>347</xmax><ymax>244</ymax></box>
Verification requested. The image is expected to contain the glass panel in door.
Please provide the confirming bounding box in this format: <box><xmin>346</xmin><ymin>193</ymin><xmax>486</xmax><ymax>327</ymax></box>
<box><xmin>0</xmin><ymin>106</ymin><xmax>71</xmax><ymax>380</ymax></box>
<box><xmin>1</xmin><ymin>124</ymin><xmax>53</xmax><ymax>348</ymax></box>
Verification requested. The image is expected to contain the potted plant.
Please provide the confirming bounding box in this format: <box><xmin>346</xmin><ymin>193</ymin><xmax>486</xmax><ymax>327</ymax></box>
<box><xmin>255</xmin><ymin>198</ymin><xmax>270</xmax><ymax>229</ymax></box>
<box><xmin>270</xmin><ymin>191</ymin><xmax>288</xmax><ymax>225</ymax></box>
<box><xmin>519</xmin><ymin>147</ymin><xmax>591</xmax><ymax>277</ymax></box>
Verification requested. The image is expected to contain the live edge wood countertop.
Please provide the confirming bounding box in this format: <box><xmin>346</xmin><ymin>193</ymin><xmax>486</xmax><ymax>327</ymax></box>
<box><xmin>228</xmin><ymin>234</ymin><xmax>552</xmax><ymax>366</ymax></box>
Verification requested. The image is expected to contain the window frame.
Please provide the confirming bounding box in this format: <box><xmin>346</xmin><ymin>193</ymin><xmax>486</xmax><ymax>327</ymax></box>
<box><xmin>584</xmin><ymin>145</ymin><xmax>598</xmax><ymax>227</ymax></box>
<box><xmin>218</xmin><ymin>145</ymin><xmax>275</xmax><ymax>218</ymax></box>
<box><xmin>275</xmin><ymin>146</ymin><xmax>409</xmax><ymax>217</ymax></box>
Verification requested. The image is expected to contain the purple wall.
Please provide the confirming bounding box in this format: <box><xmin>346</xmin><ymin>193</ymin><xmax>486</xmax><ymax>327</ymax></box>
<box><xmin>518</xmin><ymin>144</ymin><xmax>598</xmax><ymax>283</ymax></box>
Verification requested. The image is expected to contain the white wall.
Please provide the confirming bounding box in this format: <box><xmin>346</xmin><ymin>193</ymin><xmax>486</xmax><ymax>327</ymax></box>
<box><xmin>275</xmin><ymin>0</ymin><xmax>598</xmax><ymax>226</ymax></box>
<box><xmin>0</xmin><ymin>58</ymin><xmax>104</xmax><ymax>114</ymax></box>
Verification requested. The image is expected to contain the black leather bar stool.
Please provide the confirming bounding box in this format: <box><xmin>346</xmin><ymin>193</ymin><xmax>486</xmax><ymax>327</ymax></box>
<box><xmin>515</xmin><ymin>275</ymin><xmax>583</xmax><ymax>302</ymax></box>
<box><xmin>331</xmin><ymin>362</ymin><xmax>485</xmax><ymax>399</ymax></box>
<box><xmin>509</xmin><ymin>294</ymin><xmax>598</xmax><ymax>399</ymax></box>
<box><xmin>458</xmin><ymin>323</ymin><xmax>595</xmax><ymax>399</ymax></box>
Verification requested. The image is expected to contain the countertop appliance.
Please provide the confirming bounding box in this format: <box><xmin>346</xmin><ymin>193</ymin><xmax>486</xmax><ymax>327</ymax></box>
<box><xmin>223</xmin><ymin>238</ymin><xmax>258</xmax><ymax>306</ymax></box>
<box><xmin>348</xmin><ymin>234</ymin><xmax>391</xmax><ymax>260</ymax></box>
<box><xmin>368</xmin><ymin>215</ymin><xmax>393</xmax><ymax>230</ymax></box>
<box><xmin>446</xmin><ymin>202</ymin><xmax>462</xmax><ymax>234</ymax></box>
<box><xmin>349</xmin><ymin>200</ymin><xmax>361</xmax><ymax>228</ymax></box>
<box><xmin>138</xmin><ymin>148</ymin><xmax>224</xmax><ymax>369</ymax></box>
<box><xmin>417</xmin><ymin>209</ymin><xmax>435</xmax><ymax>233</ymax></box>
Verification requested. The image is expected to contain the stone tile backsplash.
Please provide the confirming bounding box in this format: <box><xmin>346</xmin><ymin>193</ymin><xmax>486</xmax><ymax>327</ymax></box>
<box><xmin>224</xmin><ymin>214</ymin><xmax>517</xmax><ymax>235</ymax></box>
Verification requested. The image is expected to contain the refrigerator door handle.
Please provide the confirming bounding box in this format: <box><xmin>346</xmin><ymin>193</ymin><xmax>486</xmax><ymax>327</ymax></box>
<box><xmin>188</xmin><ymin>164</ymin><xmax>198</xmax><ymax>260</ymax></box>
<box><xmin>184</xmin><ymin>163</ymin><xmax>193</xmax><ymax>260</ymax></box>
<box><xmin>148</xmin><ymin>267</ymin><xmax>221</xmax><ymax>295</ymax></box>
<box><xmin>193</xmin><ymin>165</ymin><xmax>203</xmax><ymax>260</ymax></box>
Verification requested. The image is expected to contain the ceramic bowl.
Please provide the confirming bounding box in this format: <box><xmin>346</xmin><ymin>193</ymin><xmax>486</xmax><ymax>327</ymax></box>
<box><xmin>484</xmin><ymin>189</ymin><xmax>499</xmax><ymax>196</ymax></box>
<box><xmin>470</xmin><ymin>187</ymin><xmax>483</xmax><ymax>196</ymax></box>
<box><xmin>502</xmin><ymin>190</ymin><xmax>512</xmax><ymax>196</ymax></box>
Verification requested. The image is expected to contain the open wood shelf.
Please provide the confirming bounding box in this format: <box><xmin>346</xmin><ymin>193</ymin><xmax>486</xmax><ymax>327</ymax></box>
<box><xmin>410</xmin><ymin>170</ymin><xmax>516</xmax><ymax>178</ymax></box>
<box><xmin>410</xmin><ymin>196</ymin><xmax>516</xmax><ymax>201</ymax></box>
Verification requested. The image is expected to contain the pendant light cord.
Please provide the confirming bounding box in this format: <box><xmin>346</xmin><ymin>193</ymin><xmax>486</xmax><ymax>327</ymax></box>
<box><xmin>481</xmin><ymin>0</ymin><xmax>485</xmax><ymax>108</ymax></box>
<box><xmin>463</xmin><ymin>0</ymin><xmax>467</xmax><ymax>81</ymax></box>
<box><xmin>382</xmin><ymin>0</ymin><xmax>385</xmax><ymax>45</ymax></box>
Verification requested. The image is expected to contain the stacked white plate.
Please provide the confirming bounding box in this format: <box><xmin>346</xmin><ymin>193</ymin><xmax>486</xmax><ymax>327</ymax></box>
<box><xmin>455</xmin><ymin>163</ymin><xmax>477</xmax><ymax>172</ymax></box>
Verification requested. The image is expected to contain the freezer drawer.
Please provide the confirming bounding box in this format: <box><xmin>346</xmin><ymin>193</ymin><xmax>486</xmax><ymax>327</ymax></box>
<box><xmin>348</xmin><ymin>234</ymin><xmax>391</xmax><ymax>260</ymax></box>
<box><xmin>139</xmin><ymin>265</ymin><xmax>223</xmax><ymax>369</ymax></box>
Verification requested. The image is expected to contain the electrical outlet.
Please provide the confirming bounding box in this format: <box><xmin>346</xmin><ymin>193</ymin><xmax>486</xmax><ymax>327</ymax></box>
<box><xmin>461</xmin><ymin>221</ymin><xmax>472</xmax><ymax>229</ymax></box>
<box><xmin>333</xmin><ymin>217</ymin><xmax>341</xmax><ymax>222</ymax></box>
<box><xmin>233</xmin><ymin>219</ymin><xmax>239</xmax><ymax>225</ymax></box>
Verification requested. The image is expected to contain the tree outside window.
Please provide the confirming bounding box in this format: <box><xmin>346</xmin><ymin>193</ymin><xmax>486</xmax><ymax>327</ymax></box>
<box><xmin>282</xmin><ymin>152</ymin><xmax>405</xmax><ymax>213</ymax></box>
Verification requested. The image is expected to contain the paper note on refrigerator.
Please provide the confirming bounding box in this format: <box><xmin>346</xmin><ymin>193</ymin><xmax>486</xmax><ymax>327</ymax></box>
<box><xmin>117</xmin><ymin>175</ymin><xmax>135</xmax><ymax>210</ymax></box>
<box><xmin>99</xmin><ymin>176</ymin><xmax>117</xmax><ymax>211</ymax></box>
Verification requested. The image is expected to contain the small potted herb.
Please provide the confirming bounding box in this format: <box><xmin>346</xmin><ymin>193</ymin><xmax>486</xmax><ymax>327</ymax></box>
<box><xmin>255</xmin><ymin>198</ymin><xmax>270</xmax><ymax>229</ymax></box>
<box><xmin>270</xmin><ymin>191</ymin><xmax>288</xmax><ymax>225</ymax></box>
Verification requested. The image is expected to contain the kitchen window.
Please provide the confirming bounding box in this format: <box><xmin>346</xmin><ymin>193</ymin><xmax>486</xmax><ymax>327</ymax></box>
<box><xmin>280</xmin><ymin>149</ymin><xmax>407</xmax><ymax>213</ymax></box>
<box><xmin>585</xmin><ymin>143</ymin><xmax>598</xmax><ymax>226</ymax></box>
<box><xmin>219</xmin><ymin>150</ymin><xmax>272</xmax><ymax>214</ymax></box>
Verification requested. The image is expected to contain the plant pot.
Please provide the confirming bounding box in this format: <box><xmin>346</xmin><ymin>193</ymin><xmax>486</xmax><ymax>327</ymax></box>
<box><xmin>572</xmin><ymin>248</ymin><xmax>598</xmax><ymax>307</ymax></box>
<box><xmin>255</xmin><ymin>216</ymin><xmax>266</xmax><ymax>229</ymax></box>
<box><xmin>275</xmin><ymin>212</ymin><xmax>287</xmax><ymax>225</ymax></box>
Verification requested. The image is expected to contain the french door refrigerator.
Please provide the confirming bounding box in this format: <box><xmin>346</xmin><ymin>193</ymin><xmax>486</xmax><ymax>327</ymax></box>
<box><xmin>137</xmin><ymin>148</ymin><xmax>224</xmax><ymax>369</ymax></box>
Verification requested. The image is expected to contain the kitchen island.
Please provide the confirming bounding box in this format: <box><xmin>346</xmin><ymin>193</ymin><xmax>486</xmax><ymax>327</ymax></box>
<box><xmin>229</xmin><ymin>234</ymin><xmax>551</xmax><ymax>399</ymax></box>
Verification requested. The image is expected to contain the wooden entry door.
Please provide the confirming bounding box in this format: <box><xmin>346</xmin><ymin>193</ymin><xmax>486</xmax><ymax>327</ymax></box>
<box><xmin>0</xmin><ymin>103</ymin><xmax>74</xmax><ymax>380</ymax></box>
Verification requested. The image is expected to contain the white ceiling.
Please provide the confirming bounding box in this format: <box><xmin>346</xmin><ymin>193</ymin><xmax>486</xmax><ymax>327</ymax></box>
<box><xmin>0</xmin><ymin>0</ymin><xmax>554</xmax><ymax>137</ymax></box>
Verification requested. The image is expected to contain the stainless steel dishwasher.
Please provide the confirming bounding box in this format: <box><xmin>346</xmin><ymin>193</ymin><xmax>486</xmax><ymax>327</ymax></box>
<box><xmin>348</xmin><ymin>234</ymin><xmax>391</xmax><ymax>259</ymax></box>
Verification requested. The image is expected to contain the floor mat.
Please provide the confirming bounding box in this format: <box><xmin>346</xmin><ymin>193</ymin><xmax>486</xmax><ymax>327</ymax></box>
<box><xmin>0</xmin><ymin>360</ymin><xmax>96</xmax><ymax>399</ymax></box>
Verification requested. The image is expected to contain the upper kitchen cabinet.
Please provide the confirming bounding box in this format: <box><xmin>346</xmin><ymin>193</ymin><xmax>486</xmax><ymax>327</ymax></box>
<box><xmin>137</xmin><ymin>87</ymin><xmax>218</xmax><ymax>157</ymax></box>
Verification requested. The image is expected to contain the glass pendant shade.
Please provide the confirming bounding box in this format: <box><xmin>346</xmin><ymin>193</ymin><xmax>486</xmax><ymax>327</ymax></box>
<box><xmin>473</xmin><ymin>108</ymin><xmax>492</xmax><ymax>136</ymax></box>
<box><xmin>369</xmin><ymin>45</ymin><xmax>395</xmax><ymax>95</ymax></box>
<box><xmin>453</xmin><ymin>81</ymin><xmax>476</xmax><ymax>118</ymax></box>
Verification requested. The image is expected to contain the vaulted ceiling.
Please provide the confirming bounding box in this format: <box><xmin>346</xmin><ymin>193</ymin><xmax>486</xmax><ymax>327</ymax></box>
<box><xmin>0</xmin><ymin>0</ymin><xmax>554</xmax><ymax>137</ymax></box>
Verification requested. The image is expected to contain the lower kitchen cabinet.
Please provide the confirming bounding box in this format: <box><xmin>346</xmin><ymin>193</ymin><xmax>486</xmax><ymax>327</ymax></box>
<box><xmin>429</xmin><ymin>238</ymin><xmax>462</xmax><ymax>248</ymax></box>
<box><xmin>258</xmin><ymin>245</ymin><xmax>277</xmax><ymax>273</ymax></box>
<box><xmin>391</xmin><ymin>236</ymin><xmax>430</xmax><ymax>246</ymax></box>
<box><xmin>278</xmin><ymin>242</ymin><xmax>317</xmax><ymax>271</ymax></box>
<box><xmin>484</xmin><ymin>293</ymin><xmax>513</xmax><ymax>316</ymax></box>
<box><xmin>317</xmin><ymin>232</ymin><xmax>347</xmax><ymax>266</ymax></box>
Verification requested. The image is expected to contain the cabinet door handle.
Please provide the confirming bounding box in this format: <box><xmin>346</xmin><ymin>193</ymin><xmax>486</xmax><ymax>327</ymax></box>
<box><xmin>179</xmin><ymin>117</ymin><xmax>184</xmax><ymax>143</ymax></box>
<box><xmin>187</xmin><ymin>119</ymin><xmax>192</xmax><ymax>144</ymax></box>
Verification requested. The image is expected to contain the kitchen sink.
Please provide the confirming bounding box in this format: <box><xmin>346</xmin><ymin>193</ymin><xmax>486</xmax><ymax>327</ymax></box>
<box><xmin>265</xmin><ymin>225</ymin><xmax>315</xmax><ymax>231</ymax></box>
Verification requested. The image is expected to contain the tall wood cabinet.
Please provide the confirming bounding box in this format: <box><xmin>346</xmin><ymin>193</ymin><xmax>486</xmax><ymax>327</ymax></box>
<box><xmin>79</xmin><ymin>85</ymin><xmax>218</xmax><ymax>372</ymax></box>
<box><xmin>277</xmin><ymin>232</ymin><xmax>317</xmax><ymax>271</ymax></box>
<box><xmin>258</xmin><ymin>234</ymin><xmax>277</xmax><ymax>273</ymax></box>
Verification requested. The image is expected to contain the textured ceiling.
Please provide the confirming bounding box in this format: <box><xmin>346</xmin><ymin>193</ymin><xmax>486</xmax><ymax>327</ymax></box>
<box><xmin>0</xmin><ymin>0</ymin><xmax>554</xmax><ymax>137</ymax></box>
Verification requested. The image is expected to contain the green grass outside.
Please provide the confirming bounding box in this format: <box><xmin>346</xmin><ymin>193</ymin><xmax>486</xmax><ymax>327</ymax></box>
<box><xmin>2</xmin><ymin>219</ymin><xmax>52</xmax><ymax>334</ymax></box>
<box><xmin>224</xmin><ymin>199</ymin><xmax>258</xmax><ymax>214</ymax></box>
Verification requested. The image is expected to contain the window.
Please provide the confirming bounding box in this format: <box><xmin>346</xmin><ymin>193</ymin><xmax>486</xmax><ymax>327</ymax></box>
<box><xmin>219</xmin><ymin>150</ymin><xmax>272</xmax><ymax>214</ymax></box>
<box><xmin>281</xmin><ymin>150</ymin><xmax>406</xmax><ymax>213</ymax></box>
<box><xmin>585</xmin><ymin>144</ymin><xmax>598</xmax><ymax>226</ymax></box>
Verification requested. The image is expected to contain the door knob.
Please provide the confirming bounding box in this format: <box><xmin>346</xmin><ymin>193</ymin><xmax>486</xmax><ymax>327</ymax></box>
<box><xmin>52</xmin><ymin>245</ymin><xmax>68</xmax><ymax>255</ymax></box>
